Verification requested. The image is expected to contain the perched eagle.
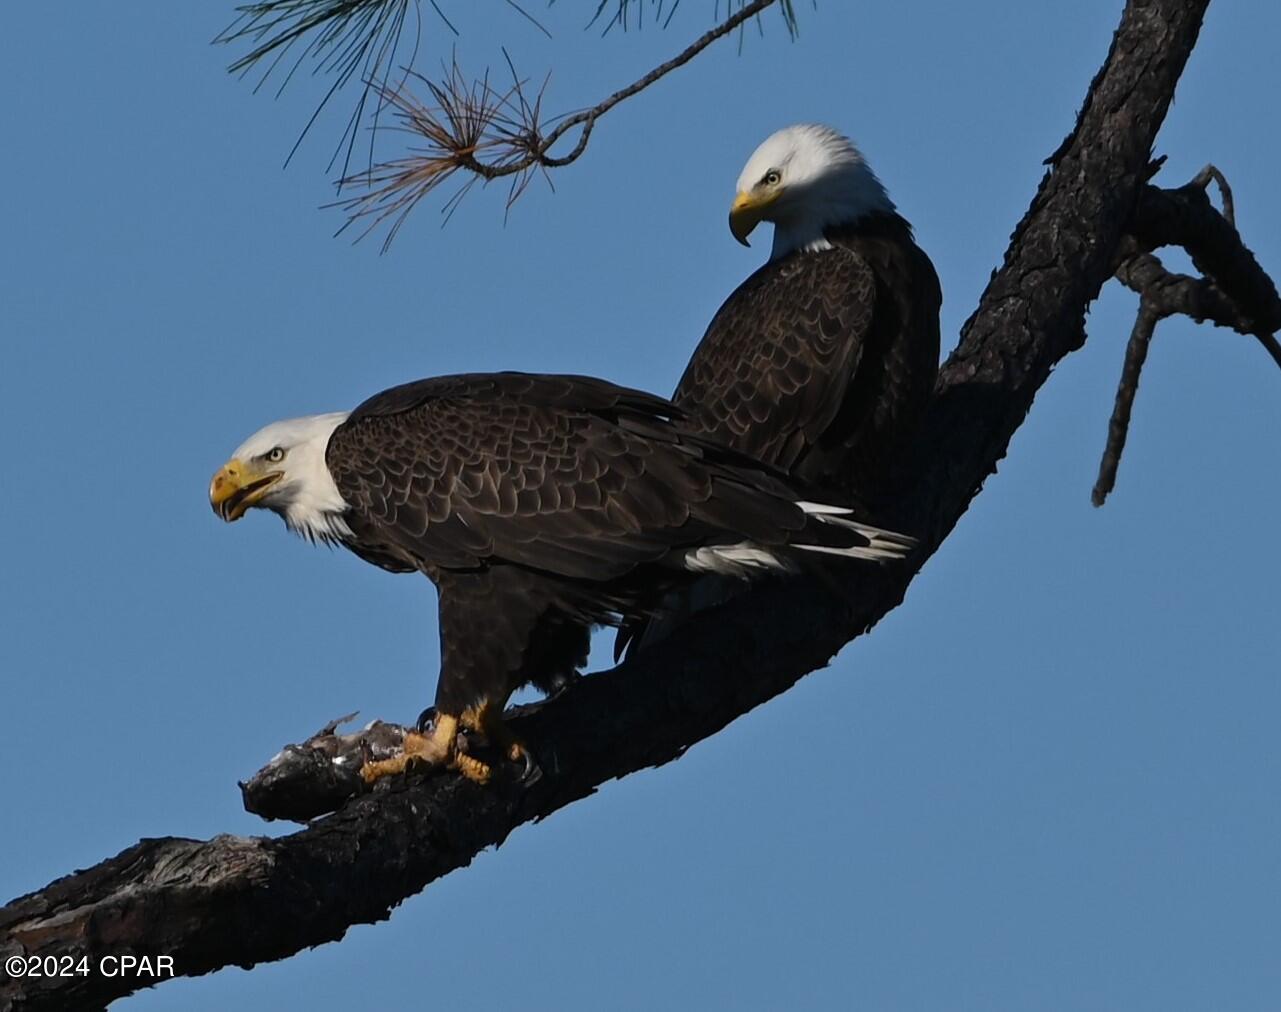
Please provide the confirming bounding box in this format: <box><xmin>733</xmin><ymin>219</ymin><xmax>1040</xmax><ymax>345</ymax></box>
<box><xmin>210</xmin><ymin>372</ymin><xmax>913</xmax><ymax>783</ymax></box>
<box><xmin>675</xmin><ymin>123</ymin><xmax>942</xmax><ymax>501</ymax></box>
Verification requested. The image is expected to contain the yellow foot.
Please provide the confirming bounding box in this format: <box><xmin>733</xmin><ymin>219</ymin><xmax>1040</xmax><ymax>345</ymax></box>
<box><xmin>453</xmin><ymin>751</ymin><xmax>492</xmax><ymax>784</ymax></box>
<box><xmin>360</xmin><ymin>728</ymin><xmax>444</xmax><ymax>784</ymax></box>
<box><xmin>360</xmin><ymin>713</ymin><xmax>490</xmax><ymax>784</ymax></box>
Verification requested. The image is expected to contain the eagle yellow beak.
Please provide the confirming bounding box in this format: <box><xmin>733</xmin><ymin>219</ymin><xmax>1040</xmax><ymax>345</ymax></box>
<box><xmin>209</xmin><ymin>458</ymin><xmax>282</xmax><ymax>522</ymax></box>
<box><xmin>728</xmin><ymin>189</ymin><xmax>780</xmax><ymax>247</ymax></box>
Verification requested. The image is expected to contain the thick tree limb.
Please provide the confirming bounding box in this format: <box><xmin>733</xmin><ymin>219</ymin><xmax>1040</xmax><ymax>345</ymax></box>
<box><xmin>7</xmin><ymin>2</ymin><xmax>1262</xmax><ymax>1009</ymax></box>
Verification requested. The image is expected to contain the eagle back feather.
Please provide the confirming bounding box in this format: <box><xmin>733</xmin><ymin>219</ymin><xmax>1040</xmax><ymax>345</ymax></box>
<box><xmin>676</xmin><ymin>213</ymin><xmax>941</xmax><ymax>498</ymax></box>
<box><xmin>325</xmin><ymin>372</ymin><xmax>806</xmax><ymax>584</ymax></box>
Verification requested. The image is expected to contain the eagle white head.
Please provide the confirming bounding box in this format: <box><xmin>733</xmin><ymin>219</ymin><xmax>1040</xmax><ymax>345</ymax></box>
<box><xmin>729</xmin><ymin>123</ymin><xmax>895</xmax><ymax>261</ymax></box>
<box><xmin>210</xmin><ymin>412</ymin><xmax>353</xmax><ymax>543</ymax></box>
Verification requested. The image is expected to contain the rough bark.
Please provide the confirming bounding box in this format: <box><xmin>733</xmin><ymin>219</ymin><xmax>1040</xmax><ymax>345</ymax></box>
<box><xmin>7</xmin><ymin>2</ymin><xmax>1270</xmax><ymax>1009</ymax></box>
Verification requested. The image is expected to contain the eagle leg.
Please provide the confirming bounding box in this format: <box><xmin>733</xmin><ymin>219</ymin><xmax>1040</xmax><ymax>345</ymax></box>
<box><xmin>460</xmin><ymin>703</ymin><xmax>541</xmax><ymax>784</ymax></box>
<box><xmin>360</xmin><ymin>712</ymin><xmax>491</xmax><ymax>785</ymax></box>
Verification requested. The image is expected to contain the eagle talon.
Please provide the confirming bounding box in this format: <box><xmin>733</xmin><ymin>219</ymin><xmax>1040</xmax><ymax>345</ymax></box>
<box><xmin>541</xmin><ymin>670</ymin><xmax>581</xmax><ymax>700</ymax></box>
<box><xmin>516</xmin><ymin>746</ymin><xmax>542</xmax><ymax>785</ymax></box>
<box><xmin>457</xmin><ymin>705</ymin><xmax>541</xmax><ymax>784</ymax></box>
<box><xmin>360</xmin><ymin>715</ymin><xmax>460</xmax><ymax>785</ymax></box>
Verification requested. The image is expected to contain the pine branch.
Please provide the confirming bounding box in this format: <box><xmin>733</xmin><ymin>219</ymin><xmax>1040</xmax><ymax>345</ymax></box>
<box><xmin>335</xmin><ymin>0</ymin><xmax>787</xmax><ymax>247</ymax></box>
<box><xmin>215</xmin><ymin>0</ymin><xmax>422</xmax><ymax>171</ymax></box>
<box><xmin>215</xmin><ymin>1</ymin><xmax>796</xmax><ymax>217</ymax></box>
<box><xmin>583</xmin><ymin>0</ymin><xmax>799</xmax><ymax>36</ymax></box>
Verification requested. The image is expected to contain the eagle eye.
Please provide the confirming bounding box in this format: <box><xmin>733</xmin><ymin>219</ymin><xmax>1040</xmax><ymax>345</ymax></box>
<box><xmin>762</xmin><ymin>170</ymin><xmax>782</xmax><ymax>187</ymax></box>
<box><xmin>265</xmin><ymin>447</ymin><xmax>286</xmax><ymax>464</ymax></box>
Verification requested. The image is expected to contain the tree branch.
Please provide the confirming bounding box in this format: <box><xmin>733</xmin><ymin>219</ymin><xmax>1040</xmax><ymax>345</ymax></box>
<box><xmin>1093</xmin><ymin>291</ymin><xmax>1160</xmax><ymax>506</ymax></box>
<box><xmin>5</xmin><ymin>2</ymin><xmax>1255</xmax><ymax>1009</ymax></box>
<box><xmin>1092</xmin><ymin>167</ymin><xmax>1281</xmax><ymax>504</ymax></box>
<box><xmin>335</xmin><ymin>0</ymin><xmax>787</xmax><ymax>246</ymax></box>
<box><xmin>1132</xmin><ymin>175</ymin><xmax>1281</xmax><ymax>339</ymax></box>
<box><xmin>215</xmin><ymin>1</ymin><xmax>795</xmax><ymax>220</ymax></box>
<box><xmin>215</xmin><ymin>0</ymin><xmax>423</xmax><ymax>172</ymax></box>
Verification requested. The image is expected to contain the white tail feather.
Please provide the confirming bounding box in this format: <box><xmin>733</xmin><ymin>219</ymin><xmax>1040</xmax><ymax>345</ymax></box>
<box><xmin>682</xmin><ymin>501</ymin><xmax>915</xmax><ymax>576</ymax></box>
<box><xmin>793</xmin><ymin>500</ymin><xmax>853</xmax><ymax>515</ymax></box>
<box><xmin>796</xmin><ymin>500</ymin><xmax>916</xmax><ymax>560</ymax></box>
<box><xmin>793</xmin><ymin>542</ymin><xmax>909</xmax><ymax>562</ymax></box>
<box><xmin>683</xmin><ymin>543</ymin><xmax>796</xmax><ymax>576</ymax></box>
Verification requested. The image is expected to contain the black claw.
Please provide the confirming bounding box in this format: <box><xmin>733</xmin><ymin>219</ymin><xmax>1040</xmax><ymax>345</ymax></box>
<box><xmin>544</xmin><ymin>669</ymin><xmax>582</xmax><ymax>700</ymax></box>
<box><xmin>415</xmin><ymin>706</ymin><xmax>437</xmax><ymax>733</ymax></box>
<box><xmin>518</xmin><ymin>749</ymin><xmax>542</xmax><ymax>786</ymax></box>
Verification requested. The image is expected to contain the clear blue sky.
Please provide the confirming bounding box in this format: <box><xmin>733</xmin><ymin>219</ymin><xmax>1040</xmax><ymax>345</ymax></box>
<box><xmin>3</xmin><ymin>3</ymin><xmax>1279</xmax><ymax>1009</ymax></box>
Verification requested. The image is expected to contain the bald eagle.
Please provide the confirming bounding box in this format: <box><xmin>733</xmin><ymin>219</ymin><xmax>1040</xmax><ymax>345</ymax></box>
<box><xmin>675</xmin><ymin>123</ymin><xmax>941</xmax><ymax>501</ymax></box>
<box><xmin>211</xmin><ymin>372</ymin><xmax>913</xmax><ymax>783</ymax></box>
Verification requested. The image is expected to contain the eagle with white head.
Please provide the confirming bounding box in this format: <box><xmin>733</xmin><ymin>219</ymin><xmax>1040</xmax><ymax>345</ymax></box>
<box><xmin>616</xmin><ymin>126</ymin><xmax>941</xmax><ymax>658</ymax></box>
<box><xmin>211</xmin><ymin>372</ymin><xmax>915</xmax><ymax>784</ymax></box>
<box><xmin>677</xmin><ymin>123</ymin><xmax>942</xmax><ymax>500</ymax></box>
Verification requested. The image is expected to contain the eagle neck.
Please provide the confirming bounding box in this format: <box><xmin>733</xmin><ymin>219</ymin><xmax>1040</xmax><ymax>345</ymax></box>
<box><xmin>770</xmin><ymin>211</ymin><xmax>913</xmax><ymax>264</ymax></box>
<box><xmin>279</xmin><ymin>415</ymin><xmax>354</xmax><ymax>545</ymax></box>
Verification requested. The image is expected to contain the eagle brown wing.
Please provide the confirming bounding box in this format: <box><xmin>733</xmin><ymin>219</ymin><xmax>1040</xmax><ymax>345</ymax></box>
<box><xmin>675</xmin><ymin>215</ymin><xmax>942</xmax><ymax>500</ymax></box>
<box><xmin>325</xmin><ymin>372</ymin><xmax>804</xmax><ymax>583</ymax></box>
<box><xmin>674</xmin><ymin>246</ymin><xmax>876</xmax><ymax>473</ymax></box>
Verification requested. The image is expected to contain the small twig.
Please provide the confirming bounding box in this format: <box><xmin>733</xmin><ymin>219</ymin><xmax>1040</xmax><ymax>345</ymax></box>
<box><xmin>1189</xmin><ymin>163</ymin><xmax>1234</xmax><ymax>225</ymax></box>
<box><xmin>1093</xmin><ymin>291</ymin><xmax>1160</xmax><ymax>507</ymax></box>
<box><xmin>586</xmin><ymin>0</ymin><xmax>798</xmax><ymax>37</ymax></box>
<box><xmin>1256</xmin><ymin>332</ymin><xmax>1281</xmax><ymax>372</ymax></box>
